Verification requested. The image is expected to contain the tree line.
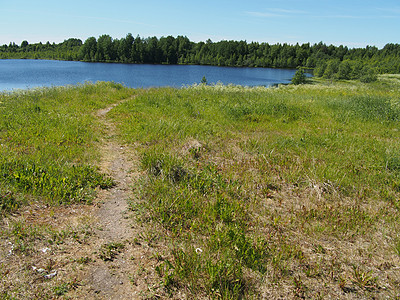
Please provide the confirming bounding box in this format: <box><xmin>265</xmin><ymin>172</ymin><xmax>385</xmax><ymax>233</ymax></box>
<box><xmin>1</xmin><ymin>34</ymin><xmax>400</xmax><ymax>81</ymax></box>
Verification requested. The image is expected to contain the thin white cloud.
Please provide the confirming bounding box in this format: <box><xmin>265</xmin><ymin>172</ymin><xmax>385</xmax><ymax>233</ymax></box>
<box><xmin>246</xmin><ymin>8</ymin><xmax>308</xmax><ymax>18</ymax></box>
<box><xmin>268</xmin><ymin>8</ymin><xmax>308</xmax><ymax>14</ymax></box>
<box><xmin>248</xmin><ymin>11</ymin><xmax>396</xmax><ymax>20</ymax></box>
<box><xmin>319</xmin><ymin>14</ymin><xmax>396</xmax><ymax>19</ymax></box>
<box><xmin>246</xmin><ymin>11</ymin><xmax>284</xmax><ymax>17</ymax></box>
<box><xmin>323</xmin><ymin>15</ymin><xmax>366</xmax><ymax>19</ymax></box>
<box><xmin>376</xmin><ymin>7</ymin><xmax>400</xmax><ymax>14</ymax></box>
<box><xmin>246</xmin><ymin>7</ymin><xmax>396</xmax><ymax>20</ymax></box>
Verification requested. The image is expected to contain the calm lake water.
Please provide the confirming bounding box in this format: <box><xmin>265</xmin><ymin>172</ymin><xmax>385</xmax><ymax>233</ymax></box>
<box><xmin>0</xmin><ymin>59</ymin><xmax>298</xmax><ymax>91</ymax></box>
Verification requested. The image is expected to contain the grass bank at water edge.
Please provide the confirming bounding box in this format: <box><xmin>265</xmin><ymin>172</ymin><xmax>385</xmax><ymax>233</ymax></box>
<box><xmin>1</xmin><ymin>76</ymin><xmax>400</xmax><ymax>299</ymax></box>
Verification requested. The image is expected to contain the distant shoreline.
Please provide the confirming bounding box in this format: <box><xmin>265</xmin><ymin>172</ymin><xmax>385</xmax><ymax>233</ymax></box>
<box><xmin>1</xmin><ymin>35</ymin><xmax>399</xmax><ymax>80</ymax></box>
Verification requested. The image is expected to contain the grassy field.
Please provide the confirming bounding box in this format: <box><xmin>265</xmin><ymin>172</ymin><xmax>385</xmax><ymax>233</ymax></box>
<box><xmin>1</xmin><ymin>77</ymin><xmax>400</xmax><ymax>298</ymax></box>
<box><xmin>0</xmin><ymin>82</ymin><xmax>134</xmax><ymax>209</ymax></box>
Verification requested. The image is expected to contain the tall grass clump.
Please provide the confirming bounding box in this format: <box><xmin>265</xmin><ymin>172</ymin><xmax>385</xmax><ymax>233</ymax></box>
<box><xmin>0</xmin><ymin>82</ymin><xmax>133</xmax><ymax>208</ymax></box>
<box><xmin>0</xmin><ymin>188</ymin><xmax>19</xmax><ymax>214</ymax></box>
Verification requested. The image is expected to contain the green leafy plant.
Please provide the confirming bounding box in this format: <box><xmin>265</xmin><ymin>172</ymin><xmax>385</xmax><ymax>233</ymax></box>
<box><xmin>351</xmin><ymin>266</ymin><xmax>377</xmax><ymax>290</ymax></box>
<box><xmin>53</xmin><ymin>283</ymin><xmax>71</xmax><ymax>296</ymax></box>
<box><xmin>0</xmin><ymin>189</ymin><xmax>19</xmax><ymax>213</ymax></box>
<box><xmin>99</xmin><ymin>242</ymin><xmax>125</xmax><ymax>261</ymax></box>
<box><xmin>0</xmin><ymin>160</ymin><xmax>114</xmax><ymax>204</ymax></box>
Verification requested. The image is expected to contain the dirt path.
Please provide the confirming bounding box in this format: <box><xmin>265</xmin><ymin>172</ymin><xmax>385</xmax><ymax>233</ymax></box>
<box><xmin>0</xmin><ymin>97</ymin><xmax>164</xmax><ymax>299</ymax></box>
<box><xmin>95</xmin><ymin>103</ymin><xmax>134</xmax><ymax>243</ymax></box>
<box><xmin>77</xmin><ymin>100</ymin><xmax>149</xmax><ymax>299</ymax></box>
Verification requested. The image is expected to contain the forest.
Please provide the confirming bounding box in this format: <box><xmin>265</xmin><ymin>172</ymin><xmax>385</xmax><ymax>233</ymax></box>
<box><xmin>1</xmin><ymin>34</ymin><xmax>400</xmax><ymax>81</ymax></box>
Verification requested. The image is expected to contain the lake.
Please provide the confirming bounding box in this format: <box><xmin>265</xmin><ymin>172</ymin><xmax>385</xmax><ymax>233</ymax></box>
<box><xmin>0</xmin><ymin>59</ymin><xmax>298</xmax><ymax>91</ymax></box>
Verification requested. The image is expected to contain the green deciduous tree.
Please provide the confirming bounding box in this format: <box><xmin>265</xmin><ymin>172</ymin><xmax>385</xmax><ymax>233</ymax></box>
<box><xmin>78</xmin><ymin>37</ymin><xmax>97</xmax><ymax>61</ymax></box>
<box><xmin>291</xmin><ymin>68</ymin><xmax>308</xmax><ymax>85</ymax></box>
<box><xmin>337</xmin><ymin>60</ymin><xmax>351</xmax><ymax>79</ymax></box>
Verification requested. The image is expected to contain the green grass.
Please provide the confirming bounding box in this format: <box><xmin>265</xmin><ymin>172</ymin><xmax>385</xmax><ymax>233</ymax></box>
<box><xmin>1</xmin><ymin>78</ymin><xmax>400</xmax><ymax>298</ymax></box>
<box><xmin>0</xmin><ymin>82</ymin><xmax>133</xmax><ymax>207</ymax></box>
<box><xmin>110</xmin><ymin>79</ymin><xmax>400</xmax><ymax>298</ymax></box>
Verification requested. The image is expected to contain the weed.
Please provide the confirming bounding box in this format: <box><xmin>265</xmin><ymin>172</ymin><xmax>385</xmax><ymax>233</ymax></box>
<box><xmin>52</xmin><ymin>280</ymin><xmax>78</xmax><ymax>296</ymax></box>
<box><xmin>303</xmin><ymin>262</ymin><xmax>322</xmax><ymax>278</ymax></box>
<box><xmin>338</xmin><ymin>275</ymin><xmax>347</xmax><ymax>292</ymax></box>
<box><xmin>142</xmin><ymin>152</ymin><xmax>189</xmax><ymax>183</ymax></box>
<box><xmin>386</xmin><ymin>152</ymin><xmax>400</xmax><ymax>172</ymax></box>
<box><xmin>394</xmin><ymin>239</ymin><xmax>400</xmax><ymax>257</ymax></box>
<box><xmin>189</xmin><ymin>146</ymin><xmax>203</xmax><ymax>160</ymax></box>
<box><xmin>206</xmin><ymin>259</ymin><xmax>245</xmax><ymax>299</ymax></box>
<box><xmin>0</xmin><ymin>189</ymin><xmax>19</xmax><ymax>214</ymax></box>
<box><xmin>0</xmin><ymin>160</ymin><xmax>114</xmax><ymax>204</ymax></box>
<box><xmin>53</xmin><ymin>283</ymin><xmax>70</xmax><ymax>296</ymax></box>
<box><xmin>155</xmin><ymin>260</ymin><xmax>176</xmax><ymax>289</ymax></box>
<box><xmin>128</xmin><ymin>274</ymin><xmax>137</xmax><ymax>286</ymax></box>
<box><xmin>99</xmin><ymin>242</ymin><xmax>125</xmax><ymax>261</ymax></box>
<box><xmin>75</xmin><ymin>256</ymin><xmax>93</xmax><ymax>264</ymax></box>
<box><xmin>313</xmin><ymin>244</ymin><xmax>326</xmax><ymax>254</ymax></box>
<box><xmin>351</xmin><ymin>265</ymin><xmax>377</xmax><ymax>290</ymax></box>
<box><xmin>293</xmin><ymin>276</ymin><xmax>307</xmax><ymax>299</ymax></box>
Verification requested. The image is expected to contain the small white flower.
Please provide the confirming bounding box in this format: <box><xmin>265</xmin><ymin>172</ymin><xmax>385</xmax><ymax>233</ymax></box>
<box><xmin>41</xmin><ymin>247</ymin><xmax>50</xmax><ymax>253</ymax></box>
<box><xmin>8</xmin><ymin>242</ymin><xmax>14</xmax><ymax>256</ymax></box>
<box><xmin>44</xmin><ymin>270</ymin><xmax>57</xmax><ymax>279</ymax></box>
<box><xmin>32</xmin><ymin>266</ymin><xmax>46</xmax><ymax>273</ymax></box>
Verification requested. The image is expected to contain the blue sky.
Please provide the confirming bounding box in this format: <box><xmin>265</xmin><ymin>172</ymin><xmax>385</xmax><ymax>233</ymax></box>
<box><xmin>1</xmin><ymin>0</ymin><xmax>399</xmax><ymax>48</ymax></box>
